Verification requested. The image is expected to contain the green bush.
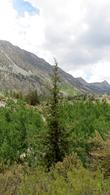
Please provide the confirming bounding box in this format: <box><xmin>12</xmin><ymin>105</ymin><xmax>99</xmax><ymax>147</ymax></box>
<box><xmin>0</xmin><ymin>100</ymin><xmax>45</xmax><ymax>165</ymax></box>
<box><xmin>60</xmin><ymin>100</ymin><xmax>110</xmax><ymax>164</ymax></box>
<box><xmin>18</xmin><ymin>155</ymin><xmax>110</xmax><ymax>195</ymax></box>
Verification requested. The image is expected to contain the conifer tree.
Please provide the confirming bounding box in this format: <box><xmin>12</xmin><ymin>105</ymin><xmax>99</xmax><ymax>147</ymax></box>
<box><xmin>45</xmin><ymin>59</ymin><xmax>68</xmax><ymax>168</ymax></box>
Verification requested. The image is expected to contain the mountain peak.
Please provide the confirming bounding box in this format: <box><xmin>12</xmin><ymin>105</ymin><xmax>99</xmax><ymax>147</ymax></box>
<box><xmin>102</xmin><ymin>80</ymin><xmax>109</xmax><ymax>85</ymax></box>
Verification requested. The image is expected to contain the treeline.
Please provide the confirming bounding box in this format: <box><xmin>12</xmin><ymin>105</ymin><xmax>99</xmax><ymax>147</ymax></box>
<box><xmin>5</xmin><ymin>90</ymin><xmax>40</xmax><ymax>106</ymax></box>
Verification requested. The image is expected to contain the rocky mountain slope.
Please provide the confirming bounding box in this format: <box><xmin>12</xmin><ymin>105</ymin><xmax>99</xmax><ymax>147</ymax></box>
<box><xmin>0</xmin><ymin>40</ymin><xmax>110</xmax><ymax>95</ymax></box>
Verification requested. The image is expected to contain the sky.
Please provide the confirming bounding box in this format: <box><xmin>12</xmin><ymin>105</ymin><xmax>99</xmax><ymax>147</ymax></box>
<box><xmin>0</xmin><ymin>0</ymin><xmax>110</xmax><ymax>83</ymax></box>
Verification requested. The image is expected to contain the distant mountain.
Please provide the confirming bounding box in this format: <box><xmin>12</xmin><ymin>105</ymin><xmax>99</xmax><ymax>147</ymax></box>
<box><xmin>0</xmin><ymin>40</ymin><xmax>110</xmax><ymax>95</ymax></box>
<box><xmin>87</xmin><ymin>80</ymin><xmax>110</xmax><ymax>94</ymax></box>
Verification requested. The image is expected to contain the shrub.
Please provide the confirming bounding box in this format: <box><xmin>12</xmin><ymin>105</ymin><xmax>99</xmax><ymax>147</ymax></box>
<box><xmin>25</xmin><ymin>90</ymin><xmax>40</xmax><ymax>105</ymax></box>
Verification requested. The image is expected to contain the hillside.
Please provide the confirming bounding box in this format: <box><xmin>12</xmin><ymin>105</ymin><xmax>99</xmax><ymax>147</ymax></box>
<box><xmin>0</xmin><ymin>40</ymin><xmax>110</xmax><ymax>95</ymax></box>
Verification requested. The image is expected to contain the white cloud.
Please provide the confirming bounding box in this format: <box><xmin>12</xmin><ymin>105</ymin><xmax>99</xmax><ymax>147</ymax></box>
<box><xmin>88</xmin><ymin>60</ymin><xmax>110</xmax><ymax>83</ymax></box>
<box><xmin>0</xmin><ymin>0</ymin><xmax>45</xmax><ymax>56</ymax></box>
<box><xmin>0</xmin><ymin>0</ymin><xmax>110</xmax><ymax>83</ymax></box>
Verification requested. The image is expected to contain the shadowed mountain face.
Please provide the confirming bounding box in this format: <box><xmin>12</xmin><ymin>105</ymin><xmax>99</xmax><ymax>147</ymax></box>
<box><xmin>0</xmin><ymin>40</ymin><xmax>110</xmax><ymax>95</ymax></box>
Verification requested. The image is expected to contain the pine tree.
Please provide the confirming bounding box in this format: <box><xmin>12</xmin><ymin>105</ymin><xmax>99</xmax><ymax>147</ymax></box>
<box><xmin>45</xmin><ymin>59</ymin><xmax>68</xmax><ymax>169</ymax></box>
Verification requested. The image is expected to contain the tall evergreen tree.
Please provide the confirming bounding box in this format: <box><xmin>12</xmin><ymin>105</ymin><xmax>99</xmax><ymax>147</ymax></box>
<box><xmin>45</xmin><ymin>59</ymin><xmax>68</xmax><ymax>169</ymax></box>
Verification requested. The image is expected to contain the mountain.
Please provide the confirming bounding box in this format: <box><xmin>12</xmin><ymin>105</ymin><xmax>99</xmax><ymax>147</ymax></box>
<box><xmin>0</xmin><ymin>40</ymin><xmax>110</xmax><ymax>95</ymax></box>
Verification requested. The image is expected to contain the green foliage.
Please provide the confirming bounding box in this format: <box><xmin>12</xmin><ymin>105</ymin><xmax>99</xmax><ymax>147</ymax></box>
<box><xmin>60</xmin><ymin>100</ymin><xmax>110</xmax><ymax>164</ymax></box>
<box><xmin>0</xmin><ymin>100</ymin><xmax>44</xmax><ymax>165</ymax></box>
<box><xmin>0</xmin><ymin>155</ymin><xmax>109</xmax><ymax>195</ymax></box>
<box><xmin>18</xmin><ymin>155</ymin><xmax>110</xmax><ymax>194</ymax></box>
<box><xmin>1</xmin><ymin>91</ymin><xmax>110</xmax><ymax>194</ymax></box>
<box><xmin>1</xmin><ymin>96</ymin><xmax>110</xmax><ymax>168</ymax></box>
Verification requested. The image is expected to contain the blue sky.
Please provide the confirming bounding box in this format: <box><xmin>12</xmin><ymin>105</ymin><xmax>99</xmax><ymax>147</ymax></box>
<box><xmin>12</xmin><ymin>0</ymin><xmax>39</xmax><ymax>16</ymax></box>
